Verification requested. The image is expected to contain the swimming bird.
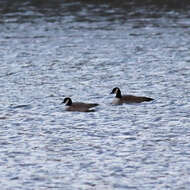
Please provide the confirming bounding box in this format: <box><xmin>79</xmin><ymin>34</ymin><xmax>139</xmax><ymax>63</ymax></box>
<box><xmin>62</xmin><ymin>97</ymin><xmax>99</xmax><ymax>112</ymax></box>
<box><xmin>110</xmin><ymin>87</ymin><xmax>154</xmax><ymax>105</ymax></box>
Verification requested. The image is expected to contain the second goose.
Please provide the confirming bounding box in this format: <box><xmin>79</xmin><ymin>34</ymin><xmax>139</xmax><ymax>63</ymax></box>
<box><xmin>111</xmin><ymin>87</ymin><xmax>154</xmax><ymax>105</ymax></box>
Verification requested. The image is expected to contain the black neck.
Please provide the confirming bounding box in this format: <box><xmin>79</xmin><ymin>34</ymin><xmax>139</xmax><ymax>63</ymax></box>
<box><xmin>68</xmin><ymin>99</ymin><xmax>72</xmax><ymax>106</ymax></box>
<box><xmin>116</xmin><ymin>89</ymin><xmax>122</xmax><ymax>98</ymax></box>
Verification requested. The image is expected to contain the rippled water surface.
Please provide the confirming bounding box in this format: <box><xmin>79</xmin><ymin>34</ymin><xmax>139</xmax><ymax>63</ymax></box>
<box><xmin>0</xmin><ymin>0</ymin><xmax>190</xmax><ymax>189</ymax></box>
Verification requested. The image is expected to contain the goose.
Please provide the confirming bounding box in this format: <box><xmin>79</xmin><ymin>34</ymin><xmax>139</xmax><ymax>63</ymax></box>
<box><xmin>62</xmin><ymin>97</ymin><xmax>99</xmax><ymax>112</ymax></box>
<box><xmin>110</xmin><ymin>87</ymin><xmax>154</xmax><ymax>105</ymax></box>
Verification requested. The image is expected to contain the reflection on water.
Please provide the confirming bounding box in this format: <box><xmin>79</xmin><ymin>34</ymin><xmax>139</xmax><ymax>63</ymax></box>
<box><xmin>1</xmin><ymin>0</ymin><xmax>190</xmax><ymax>17</ymax></box>
<box><xmin>0</xmin><ymin>0</ymin><xmax>190</xmax><ymax>190</ymax></box>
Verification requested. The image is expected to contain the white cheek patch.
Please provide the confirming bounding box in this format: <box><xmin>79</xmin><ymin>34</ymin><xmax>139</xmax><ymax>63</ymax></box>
<box><xmin>65</xmin><ymin>99</ymin><xmax>70</xmax><ymax>105</ymax></box>
<box><xmin>115</xmin><ymin>88</ymin><xmax>118</xmax><ymax>94</ymax></box>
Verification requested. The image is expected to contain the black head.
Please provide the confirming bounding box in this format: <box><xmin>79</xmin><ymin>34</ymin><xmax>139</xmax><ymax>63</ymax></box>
<box><xmin>110</xmin><ymin>87</ymin><xmax>122</xmax><ymax>98</ymax></box>
<box><xmin>62</xmin><ymin>97</ymin><xmax>72</xmax><ymax>106</ymax></box>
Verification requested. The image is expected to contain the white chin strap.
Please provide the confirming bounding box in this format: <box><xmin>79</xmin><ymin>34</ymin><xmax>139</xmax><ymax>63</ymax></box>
<box><xmin>65</xmin><ymin>99</ymin><xmax>70</xmax><ymax>105</ymax></box>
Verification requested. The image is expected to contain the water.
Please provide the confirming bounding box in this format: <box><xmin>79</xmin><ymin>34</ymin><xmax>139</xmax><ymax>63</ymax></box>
<box><xmin>0</xmin><ymin>0</ymin><xmax>190</xmax><ymax>189</ymax></box>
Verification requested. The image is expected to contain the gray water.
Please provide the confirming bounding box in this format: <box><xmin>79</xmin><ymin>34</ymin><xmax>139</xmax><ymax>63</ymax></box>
<box><xmin>0</xmin><ymin>1</ymin><xmax>190</xmax><ymax>189</ymax></box>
